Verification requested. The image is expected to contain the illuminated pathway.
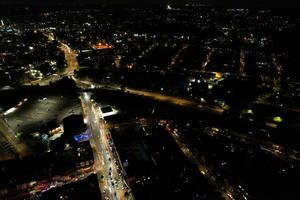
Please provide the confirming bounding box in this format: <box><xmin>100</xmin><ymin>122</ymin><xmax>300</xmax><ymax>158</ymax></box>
<box><xmin>81</xmin><ymin>93</ymin><xmax>115</xmax><ymax>200</ymax></box>
<box><xmin>24</xmin><ymin>32</ymin><xmax>79</xmax><ymax>86</ymax></box>
<box><xmin>201</xmin><ymin>48</ymin><xmax>214</xmax><ymax>71</ymax></box>
<box><xmin>25</xmin><ymin>30</ymin><xmax>227</xmax><ymax>200</ymax></box>
<box><xmin>125</xmin><ymin>87</ymin><xmax>224</xmax><ymax>114</ymax></box>
<box><xmin>74</xmin><ymin>79</ymin><xmax>224</xmax><ymax>116</ymax></box>
<box><xmin>240</xmin><ymin>50</ymin><xmax>246</xmax><ymax>75</ymax></box>
<box><xmin>51</xmin><ymin>33</ymin><xmax>135</xmax><ymax>200</ymax></box>
<box><xmin>23</xmin><ymin>30</ymin><xmax>135</xmax><ymax>200</ymax></box>
<box><xmin>162</xmin><ymin>123</ymin><xmax>245</xmax><ymax>200</ymax></box>
<box><xmin>81</xmin><ymin>93</ymin><xmax>135</xmax><ymax>200</ymax></box>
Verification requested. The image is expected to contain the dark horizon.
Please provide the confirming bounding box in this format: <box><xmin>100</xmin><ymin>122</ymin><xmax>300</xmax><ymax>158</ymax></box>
<box><xmin>0</xmin><ymin>0</ymin><xmax>300</xmax><ymax>8</ymax></box>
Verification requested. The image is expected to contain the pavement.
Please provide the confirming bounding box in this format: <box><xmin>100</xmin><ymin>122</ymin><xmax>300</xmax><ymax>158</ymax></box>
<box><xmin>124</xmin><ymin>87</ymin><xmax>224</xmax><ymax>115</ymax></box>
<box><xmin>4</xmin><ymin>95</ymin><xmax>81</xmax><ymax>134</ymax></box>
<box><xmin>74</xmin><ymin>79</ymin><xmax>225</xmax><ymax>115</ymax></box>
<box><xmin>0</xmin><ymin>30</ymin><xmax>134</xmax><ymax>200</ymax></box>
<box><xmin>81</xmin><ymin>92</ymin><xmax>134</xmax><ymax>200</ymax></box>
<box><xmin>4</xmin><ymin>29</ymin><xmax>226</xmax><ymax>200</ymax></box>
<box><xmin>0</xmin><ymin>117</ymin><xmax>31</xmax><ymax>157</ymax></box>
<box><xmin>51</xmin><ymin>34</ymin><xmax>134</xmax><ymax>200</ymax></box>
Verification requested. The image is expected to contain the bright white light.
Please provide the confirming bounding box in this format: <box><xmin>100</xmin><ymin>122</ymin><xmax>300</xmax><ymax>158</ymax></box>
<box><xmin>4</xmin><ymin>107</ymin><xmax>17</xmax><ymax>115</ymax></box>
<box><xmin>83</xmin><ymin>93</ymin><xmax>90</xmax><ymax>100</ymax></box>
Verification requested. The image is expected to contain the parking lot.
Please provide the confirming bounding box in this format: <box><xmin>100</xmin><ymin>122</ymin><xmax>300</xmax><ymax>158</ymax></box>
<box><xmin>4</xmin><ymin>93</ymin><xmax>82</xmax><ymax>135</ymax></box>
<box><xmin>0</xmin><ymin>136</ymin><xmax>15</xmax><ymax>160</ymax></box>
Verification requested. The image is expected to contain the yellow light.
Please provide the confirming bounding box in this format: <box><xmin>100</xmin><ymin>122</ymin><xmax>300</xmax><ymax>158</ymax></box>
<box><xmin>265</xmin><ymin>122</ymin><xmax>277</xmax><ymax>128</ymax></box>
<box><xmin>273</xmin><ymin>116</ymin><xmax>283</xmax><ymax>123</ymax></box>
<box><xmin>127</xmin><ymin>64</ymin><xmax>133</xmax><ymax>69</ymax></box>
<box><xmin>246</xmin><ymin>109</ymin><xmax>253</xmax><ymax>114</ymax></box>
<box><xmin>211</xmin><ymin>127</ymin><xmax>219</xmax><ymax>133</ymax></box>
<box><xmin>215</xmin><ymin>72</ymin><xmax>223</xmax><ymax>79</ymax></box>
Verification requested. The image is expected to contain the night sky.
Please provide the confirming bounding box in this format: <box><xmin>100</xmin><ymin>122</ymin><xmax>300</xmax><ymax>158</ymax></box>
<box><xmin>0</xmin><ymin>0</ymin><xmax>300</xmax><ymax>7</ymax></box>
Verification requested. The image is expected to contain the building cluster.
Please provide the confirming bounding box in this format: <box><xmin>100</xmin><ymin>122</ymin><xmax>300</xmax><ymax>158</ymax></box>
<box><xmin>0</xmin><ymin>21</ymin><xmax>66</xmax><ymax>86</ymax></box>
<box><xmin>0</xmin><ymin>5</ymin><xmax>299</xmax><ymax>200</ymax></box>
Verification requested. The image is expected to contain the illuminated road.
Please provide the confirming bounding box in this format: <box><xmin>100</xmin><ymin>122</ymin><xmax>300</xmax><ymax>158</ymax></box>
<box><xmin>170</xmin><ymin>44</ymin><xmax>188</xmax><ymax>66</ymax></box>
<box><xmin>206</xmin><ymin>127</ymin><xmax>300</xmax><ymax>162</ymax></box>
<box><xmin>81</xmin><ymin>93</ymin><xmax>114</xmax><ymax>200</ymax></box>
<box><xmin>60</xmin><ymin>43</ymin><xmax>79</xmax><ymax>77</ymax></box>
<box><xmin>42</xmin><ymin>32</ymin><xmax>79</xmax><ymax>77</ymax></box>
<box><xmin>272</xmin><ymin>53</ymin><xmax>283</xmax><ymax>92</ymax></box>
<box><xmin>240</xmin><ymin>50</ymin><xmax>246</xmax><ymax>75</ymax></box>
<box><xmin>255</xmin><ymin>92</ymin><xmax>300</xmax><ymax>113</ymax></box>
<box><xmin>165</xmin><ymin>123</ymin><xmax>300</xmax><ymax>200</ymax></box>
<box><xmin>21</xmin><ymin>31</ymin><xmax>135</xmax><ymax>200</ymax></box>
<box><xmin>201</xmin><ymin>48</ymin><xmax>214</xmax><ymax>71</ymax></box>
<box><xmin>1</xmin><ymin>166</ymin><xmax>94</xmax><ymax>199</ymax></box>
<box><xmin>22</xmin><ymin>30</ymin><xmax>225</xmax><ymax>200</ymax></box>
<box><xmin>81</xmin><ymin>93</ymin><xmax>134</xmax><ymax>200</ymax></box>
<box><xmin>47</xmin><ymin>30</ymin><xmax>134</xmax><ymax>199</ymax></box>
<box><xmin>124</xmin><ymin>87</ymin><xmax>224</xmax><ymax>114</ymax></box>
<box><xmin>254</xmin><ymin>54</ymin><xmax>300</xmax><ymax>113</ymax></box>
<box><xmin>24</xmin><ymin>32</ymin><xmax>79</xmax><ymax>86</ymax></box>
<box><xmin>74</xmin><ymin>79</ymin><xmax>224</xmax><ymax>115</ymax></box>
<box><xmin>162</xmin><ymin>123</ymin><xmax>238</xmax><ymax>200</ymax></box>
